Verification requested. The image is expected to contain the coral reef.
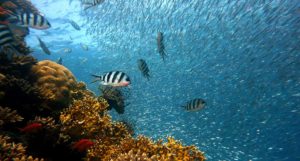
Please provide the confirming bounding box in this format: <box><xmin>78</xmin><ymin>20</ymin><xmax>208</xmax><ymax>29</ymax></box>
<box><xmin>0</xmin><ymin>135</ymin><xmax>43</xmax><ymax>161</ymax></box>
<box><xmin>30</xmin><ymin>60</ymin><xmax>76</xmax><ymax>107</ymax></box>
<box><xmin>99</xmin><ymin>86</ymin><xmax>129</xmax><ymax>114</ymax></box>
<box><xmin>0</xmin><ymin>106</ymin><xmax>23</xmax><ymax>126</ymax></box>
<box><xmin>60</xmin><ymin>95</ymin><xmax>130</xmax><ymax>140</ymax></box>
<box><xmin>87</xmin><ymin>135</ymin><xmax>205</xmax><ymax>161</ymax></box>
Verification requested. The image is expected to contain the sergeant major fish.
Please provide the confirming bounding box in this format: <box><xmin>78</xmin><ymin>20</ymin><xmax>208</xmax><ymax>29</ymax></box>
<box><xmin>91</xmin><ymin>71</ymin><xmax>131</xmax><ymax>87</ymax></box>
<box><xmin>37</xmin><ymin>36</ymin><xmax>51</xmax><ymax>55</ymax></box>
<box><xmin>137</xmin><ymin>59</ymin><xmax>150</xmax><ymax>80</ymax></box>
<box><xmin>0</xmin><ymin>24</ymin><xmax>14</xmax><ymax>48</ymax></box>
<box><xmin>157</xmin><ymin>31</ymin><xmax>167</xmax><ymax>62</ymax></box>
<box><xmin>182</xmin><ymin>98</ymin><xmax>206</xmax><ymax>112</ymax></box>
<box><xmin>15</xmin><ymin>12</ymin><xmax>51</xmax><ymax>30</ymax></box>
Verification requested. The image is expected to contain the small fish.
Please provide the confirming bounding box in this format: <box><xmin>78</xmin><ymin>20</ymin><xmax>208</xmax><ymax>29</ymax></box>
<box><xmin>137</xmin><ymin>59</ymin><xmax>150</xmax><ymax>80</ymax></box>
<box><xmin>157</xmin><ymin>31</ymin><xmax>167</xmax><ymax>61</ymax></box>
<box><xmin>182</xmin><ymin>98</ymin><xmax>206</xmax><ymax>112</ymax></box>
<box><xmin>80</xmin><ymin>43</ymin><xmax>88</xmax><ymax>51</ymax></box>
<box><xmin>72</xmin><ymin>139</ymin><xmax>94</xmax><ymax>152</ymax></box>
<box><xmin>91</xmin><ymin>71</ymin><xmax>131</xmax><ymax>87</ymax></box>
<box><xmin>37</xmin><ymin>36</ymin><xmax>51</xmax><ymax>55</ymax></box>
<box><xmin>19</xmin><ymin>123</ymin><xmax>42</xmax><ymax>133</ymax></box>
<box><xmin>63</xmin><ymin>48</ymin><xmax>72</xmax><ymax>53</ymax></box>
<box><xmin>69</xmin><ymin>20</ymin><xmax>80</xmax><ymax>30</ymax></box>
<box><xmin>56</xmin><ymin>57</ymin><xmax>62</xmax><ymax>65</ymax></box>
<box><xmin>16</xmin><ymin>12</ymin><xmax>51</xmax><ymax>30</ymax></box>
<box><xmin>83</xmin><ymin>0</ymin><xmax>105</xmax><ymax>10</ymax></box>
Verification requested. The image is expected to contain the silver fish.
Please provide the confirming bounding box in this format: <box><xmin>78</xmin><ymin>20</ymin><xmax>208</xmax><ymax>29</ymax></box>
<box><xmin>137</xmin><ymin>59</ymin><xmax>150</xmax><ymax>80</ymax></box>
<box><xmin>91</xmin><ymin>71</ymin><xmax>131</xmax><ymax>87</ymax></box>
<box><xmin>69</xmin><ymin>20</ymin><xmax>80</xmax><ymax>30</ymax></box>
<box><xmin>182</xmin><ymin>98</ymin><xmax>206</xmax><ymax>112</ymax></box>
<box><xmin>80</xmin><ymin>43</ymin><xmax>88</xmax><ymax>51</ymax></box>
<box><xmin>37</xmin><ymin>36</ymin><xmax>51</xmax><ymax>55</ymax></box>
<box><xmin>157</xmin><ymin>31</ymin><xmax>167</xmax><ymax>62</ymax></box>
<box><xmin>63</xmin><ymin>48</ymin><xmax>72</xmax><ymax>53</ymax></box>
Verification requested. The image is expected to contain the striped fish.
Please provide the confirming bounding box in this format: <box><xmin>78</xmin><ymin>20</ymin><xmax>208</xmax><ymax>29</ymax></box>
<box><xmin>0</xmin><ymin>24</ymin><xmax>19</xmax><ymax>60</ymax></box>
<box><xmin>91</xmin><ymin>71</ymin><xmax>131</xmax><ymax>87</ymax></box>
<box><xmin>83</xmin><ymin>0</ymin><xmax>105</xmax><ymax>10</ymax></box>
<box><xmin>0</xmin><ymin>24</ymin><xmax>14</xmax><ymax>47</ymax></box>
<box><xmin>137</xmin><ymin>59</ymin><xmax>150</xmax><ymax>80</ymax></box>
<box><xmin>17</xmin><ymin>12</ymin><xmax>51</xmax><ymax>30</ymax></box>
<box><xmin>182</xmin><ymin>98</ymin><xmax>206</xmax><ymax>112</ymax></box>
<box><xmin>157</xmin><ymin>31</ymin><xmax>167</xmax><ymax>62</ymax></box>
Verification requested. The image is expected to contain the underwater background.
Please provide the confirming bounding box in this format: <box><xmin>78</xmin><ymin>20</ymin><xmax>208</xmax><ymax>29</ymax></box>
<box><xmin>25</xmin><ymin>0</ymin><xmax>299</xmax><ymax>161</ymax></box>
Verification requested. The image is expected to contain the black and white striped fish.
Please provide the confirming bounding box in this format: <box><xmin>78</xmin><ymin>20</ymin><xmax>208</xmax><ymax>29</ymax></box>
<box><xmin>91</xmin><ymin>71</ymin><xmax>131</xmax><ymax>87</ymax></box>
<box><xmin>0</xmin><ymin>24</ymin><xmax>20</xmax><ymax>60</ymax></box>
<box><xmin>16</xmin><ymin>12</ymin><xmax>51</xmax><ymax>30</ymax></box>
<box><xmin>83</xmin><ymin>0</ymin><xmax>105</xmax><ymax>10</ymax></box>
<box><xmin>137</xmin><ymin>59</ymin><xmax>150</xmax><ymax>80</ymax></box>
<box><xmin>157</xmin><ymin>31</ymin><xmax>167</xmax><ymax>62</ymax></box>
<box><xmin>0</xmin><ymin>24</ymin><xmax>14</xmax><ymax>47</ymax></box>
<box><xmin>182</xmin><ymin>98</ymin><xmax>206</xmax><ymax>112</ymax></box>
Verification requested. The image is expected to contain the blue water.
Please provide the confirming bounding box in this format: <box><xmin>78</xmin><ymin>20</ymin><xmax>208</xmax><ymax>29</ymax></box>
<box><xmin>27</xmin><ymin>0</ymin><xmax>300</xmax><ymax>160</ymax></box>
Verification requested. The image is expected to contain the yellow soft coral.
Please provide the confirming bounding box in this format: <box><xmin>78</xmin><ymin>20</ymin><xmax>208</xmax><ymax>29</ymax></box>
<box><xmin>30</xmin><ymin>60</ymin><xmax>76</xmax><ymax>106</ymax></box>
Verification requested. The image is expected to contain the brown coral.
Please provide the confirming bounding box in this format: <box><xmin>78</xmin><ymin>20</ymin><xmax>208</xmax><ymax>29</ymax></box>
<box><xmin>30</xmin><ymin>60</ymin><xmax>76</xmax><ymax>107</ymax></box>
<box><xmin>60</xmin><ymin>95</ymin><xmax>111</xmax><ymax>139</ymax></box>
<box><xmin>87</xmin><ymin>135</ymin><xmax>205</xmax><ymax>161</ymax></box>
<box><xmin>0</xmin><ymin>106</ymin><xmax>23</xmax><ymax>126</ymax></box>
<box><xmin>0</xmin><ymin>135</ymin><xmax>43</xmax><ymax>161</ymax></box>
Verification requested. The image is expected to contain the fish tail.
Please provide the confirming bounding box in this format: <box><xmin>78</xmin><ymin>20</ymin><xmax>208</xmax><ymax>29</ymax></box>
<box><xmin>83</xmin><ymin>3</ymin><xmax>94</xmax><ymax>10</ymax></box>
<box><xmin>90</xmin><ymin>74</ymin><xmax>102</xmax><ymax>83</ymax></box>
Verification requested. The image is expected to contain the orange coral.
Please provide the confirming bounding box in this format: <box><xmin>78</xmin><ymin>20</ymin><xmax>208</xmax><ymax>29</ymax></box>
<box><xmin>87</xmin><ymin>135</ymin><xmax>205</xmax><ymax>161</ymax></box>
<box><xmin>60</xmin><ymin>96</ymin><xmax>110</xmax><ymax>138</ymax></box>
<box><xmin>30</xmin><ymin>60</ymin><xmax>76</xmax><ymax>106</ymax></box>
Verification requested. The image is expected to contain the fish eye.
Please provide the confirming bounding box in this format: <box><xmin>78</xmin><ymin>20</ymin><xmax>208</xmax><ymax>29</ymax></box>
<box><xmin>126</xmin><ymin>77</ymin><xmax>130</xmax><ymax>82</ymax></box>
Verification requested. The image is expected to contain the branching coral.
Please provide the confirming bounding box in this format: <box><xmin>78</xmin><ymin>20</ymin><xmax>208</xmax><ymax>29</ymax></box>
<box><xmin>60</xmin><ymin>95</ymin><xmax>113</xmax><ymax>139</ymax></box>
<box><xmin>0</xmin><ymin>0</ymin><xmax>40</xmax><ymax>14</ymax></box>
<box><xmin>70</xmin><ymin>81</ymin><xmax>95</xmax><ymax>101</ymax></box>
<box><xmin>0</xmin><ymin>106</ymin><xmax>23</xmax><ymax>126</ymax></box>
<box><xmin>87</xmin><ymin>135</ymin><xmax>205</xmax><ymax>161</ymax></box>
<box><xmin>0</xmin><ymin>135</ymin><xmax>43</xmax><ymax>161</ymax></box>
<box><xmin>30</xmin><ymin>60</ymin><xmax>76</xmax><ymax>107</ymax></box>
<box><xmin>0</xmin><ymin>55</ymin><xmax>37</xmax><ymax>78</ymax></box>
